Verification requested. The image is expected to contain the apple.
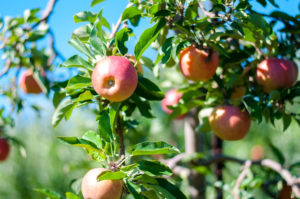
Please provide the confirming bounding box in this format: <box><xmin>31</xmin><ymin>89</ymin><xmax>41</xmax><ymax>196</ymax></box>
<box><xmin>256</xmin><ymin>58</ymin><xmax>298</xmax><ymax>93</ymax></box>
<box><xmin>179</xmin><ymin>45</ymin><xmax>219</xmax><ymax>82</ymax></box>
<box><xmin>161</xmin><ymin>89</ymin><xmax>185</xmax><ymax>119</ymax></box>
<box><xmin>19</xmin><ymin>70</ymin><xmax>43</xmax><ymax>94</ymax></box>
<box><xmin>127</xmin><ymin>55</ymin><xmax>143</xmax><ymax>75</ymax></box>
<box><xmin>209</xmin><ymin>105</ymin><xmax>251</xmax><ymax>141</ymax></box>
<box><xmin>231</xmin><ymin>87</ymin><xmax>246</xmax><ymax>100</ymax></box>
<box><xmin>0</xmin><ymin>138</ymin><xmax>10</xmax><ymax>161</ymax></box>
<box><xmin>250</xmin><ymin>145</ymin><xmax>264</xmax><ymax>161</ymax></box>
<box><xmin>92</xmin><ymin>56</ymin><xmax>138</xmax><ymax>102</ymax></box>
<box><xmin>81</xmin><ymin>168</ymin><xmax>123</xmax><ymax>199</ymax></box>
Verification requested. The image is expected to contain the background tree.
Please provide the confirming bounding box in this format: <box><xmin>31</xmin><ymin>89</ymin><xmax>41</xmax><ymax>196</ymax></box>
<box><xmin>0</xmin><ymin>0</ymin><xmax>300</xmax><ymax>199</ymax></box>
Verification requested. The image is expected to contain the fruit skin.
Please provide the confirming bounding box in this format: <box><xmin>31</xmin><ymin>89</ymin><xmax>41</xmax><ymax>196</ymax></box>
<box><xmin>81</xmin><ymin>168</ymin><xmax>123</xmax><ymax>199</ymax></box>
<box><xmin>209</xmin><ymin>105</ymin><xmax>251</xmax><ymax>141</ymax></box>
<box><xmin>161</xmin><ymin>89</ymin><xmax>185</xmax><ymax>119</ymax></box>
<box><xmin>250</xmin><ymin>145</ymin><xmax>264</xmax><ymax>161</ymax></box>
<box><xmin>92</xmin><ymin>56</ymin><xmax>138</xmax><ymax>102</ymax></box>
<box><xmin>127</xmin><ymin>55</ymin><xmax>143</xmax><ymax>75</ymax></box>
<box><xmin>19</xmin><ymin>70</ymin><xmax>43</xmax><ymax>94</ymax></box>
<box><xmin>256</xmin><ymin>58</ymin><xmax>298</xmax><ymax>93</ymax></box>
<box><xmin>0</xmin><ymin>138</ymin><xmax>10</xmax><ymax>161</ymax></box>
<box><xmin>179</xmin><ymin>45</ymin><xmax>219</xmax><ymax>82</ymax></box>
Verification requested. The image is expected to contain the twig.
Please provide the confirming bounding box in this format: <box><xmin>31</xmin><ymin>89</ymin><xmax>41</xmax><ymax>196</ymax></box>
<box><xmin>0</xmin><ymin>59</ymin><xmax>12</xmax><ymax>78</ymax></box>
<box><xmin>108</xmin><ymin>3</ymin><xmax>133</xmax><ymax>40</ymax></box>
<box><xmin>198</xmin><ymin>2</ymin><xmax>215</xmax><ymax>18</ymax></box>
<box><xmin>32</xmin><ymin>0</ymin><xmax>58</xmax><ymax>29</ymax></box>
<box><xmin>48</xmin><ymin>29</ymin><xmax>65</xmax><ymax>66</ymax></box>
<box><xmin>232</xmin><ymin>160</ymin><xmax>252</xmax><ymax>199</ymax></box>
<box><xmin>163</xmin><ymin>155</ymin><xmax>300</xmax><ymax>197</ymax></box>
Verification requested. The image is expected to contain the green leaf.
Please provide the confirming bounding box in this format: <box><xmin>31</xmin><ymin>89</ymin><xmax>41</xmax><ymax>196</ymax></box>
<box><xmin>65</xmin><ymin>192</ymin><xmax>81</xmax><ymax>199</ymax></box>
<box><xmin>82</xmin><ymin>130</ymin><xmax>102</xmax><ymax>148</ymax></box>
<box><xmin>126</xmin><ymin>180</ymin><xmax>144</xmax><ymax>199</ymax></box>
<box><xmin>91</xmin><ymin>0</ymin><xmax>105</xmax><ymax>7</ymax></box>
<box><xmin>270</xmin><ymin>11</ymin><xmax>295</xmax><ymax>22</ymax></box>
<box><xmin>161</xmin><ymin>37</ymin><xmax>173</xmax><ymax>64</ymax></box>
<box><xmin>121</xmin><ymin>6</ymin><xmax>142</xmax><ymax>21</ymax></box>
<box><xmin>53</xmin><ymin>92</ymin><xmax>66</xmax><ymax>108</ymax></box>
<box><xmin>57</xmin><ymin>136</ymin><xmax>106</xmax><ymax>160</ymax></box>
<box><xmin>146</xmin><ymin>185</ymin><xmax>176</xmax><ymax>199</ymax></box>
<box><xmin>156</xmin><ymin>178</ymin><xmax>187</xmax><ymax>199</ymax></box>
<box><xmin>267</xmin><ymin>0</ymin><xmax>279</xmax><ymax>8</ymax></box>
<box><xmin>282</xmin><ymin>113</ymin><xmax>292</xmax><ymax>132</ymax></box>
<box><xmin>77</xmin><ymin>90</ymin><xmax>94</xmax><ymax>102</ymax></box>
<box><xmin>134</xmin><ymin>19</ymin><xmax>166</xmax><ymax>60</ymax></box>
<box><xmin>135</xmin><ymin>76</ymin><xmax>165</xmax><ymax>101</ymax></box>
<box><xmin>74</xmin><ymin>11</ymin><xmax>97</xmax><ymax>23</ymax></box>
<box><xmin>131</xmin><ymin>141</ymin><xmax>180</xmax><ymax>156</ymax></box>
<box><xmin>97</xmin><ymin>170</ymin><xmax>126</xmax><ymax>181</ymax></box>
<box><xmin>52</xmin><ymin>98</ymin><xmax>76</xmax><ymax>128</ymax></box>
<box><xmin>69</xmin><ymin>34</ymin><xmax>94</xmax><ymax>59</ymax></box>
<box><xmin>121</xmin><ymin>163</ymin><xmax>138</xmax><ymax>172</ymax></box>
<box><xmin>138</xmin><ymin>160</ymin><xmax>172</xmax><ymax>176</ymax></box>
<box><xmin>66</xmin><ymin>75</ymin><xmax>92</xmax><ymax>91</ymax></box>
<box><xmin>109</xmin><ymin>103</ymin><xmax>121</xmax><ymax>135</ymax></box>
<box><xmin>97</xmin><ymin>110</ymin><xmax>113</xmax><ymax>142</ymax></box>
<box><xmin>34</xmin><ymin>188</ymin><xmax>63</xmax><ymax>199</ymax></box>
<box><xmin>115</xmin><ymin>28</ymin><xmax>131</xmax><ymax>55</ymax></box>
<box><xmin>134</xmin><ymin>174</ymin><xmax>158</xmax><ymax>185</ymax></box>
<box><xmin>130</xmin><ymin>94</ymin><xmax>153</xmax><ymax>118</ymax></box>
<box><xmin>267</xmin><ymin>140</ymin><xmax>285</xmax><ymax>165</ymax></box>
<box><xmin>62</xmin><ymin>55</ymin><xmax>94</xmax><ymax>71</ymax></box>
<box><xmin>90</xmin><ymin>10</ymin><xmax>107</xmax><ymax>56</ymax></box>
<box><xmin>26</xmin><ymin>23</ymin><xmax>49</xmax><ymax>41</ymax></box>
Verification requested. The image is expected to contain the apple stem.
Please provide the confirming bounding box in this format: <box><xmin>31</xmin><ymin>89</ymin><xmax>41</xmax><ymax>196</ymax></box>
<box><xmin>212</xmin><ymin>134</ymin><xmax>224</xmax><ymax>199</ymax></box>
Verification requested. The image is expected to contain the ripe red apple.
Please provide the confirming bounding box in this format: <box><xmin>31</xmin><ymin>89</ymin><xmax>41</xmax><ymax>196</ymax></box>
<box><xmin>92</xmin><ymin>56</ymin><xmax>138</xmax><ymax>102</ymax></box>
<box><xmin>161</xmin><ymin>89</ymin><xmax>185</xmax><ymax>119</ymax></box>
<box><xmin>179</xmin><ymin>45</ymin><xmax>219</xmax><ymax>82</ymax></box>
<box><xmin>256</xmin><ymin>58</ymin><xmax>298</xmax><ymax>93</ymax></box>
<box><xmin>19</xmin><ymin>70</ymin><xmax>43</xmax><ymax>94</ymax></box>
<box><xmin>127</xmin><ymin>55</ymin><xmax>143</xmax><ymax>75</ymax></box>
<box><xmin>250</xmin><ymin>145</ymin><xmax>264</xmax><ymax>161</ymax></box>
<box><xmin>209</xmin><ymin>105</ymin><xmax>251</xmax><ymax>141</ymax></box>
<box><xmin>0</xmin><ymin>138</ymin><xmax>10</xmax><ymax>161</ymax></box>
<box><xmin>81</xmin><ymin>168</ymin><xmax>123</xmax><ymax>199</ymax></box>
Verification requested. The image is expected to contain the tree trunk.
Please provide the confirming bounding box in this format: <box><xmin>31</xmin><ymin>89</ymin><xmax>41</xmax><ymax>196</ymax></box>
<box><xmin>212</xmin><ymin>135</ymin><xmax>223</xmax><ymax>199</ymax></box>
<box><xmin>184</xmin><ymin>108</ymin><xmax>206</xmax><ymax>199</ymax></box>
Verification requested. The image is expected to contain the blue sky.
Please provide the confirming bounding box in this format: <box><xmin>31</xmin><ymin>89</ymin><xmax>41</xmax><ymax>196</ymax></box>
<box><xmin>0</xmin><ymin>0</ymin><xmax>299</xmax><ymax>119</ymax></box>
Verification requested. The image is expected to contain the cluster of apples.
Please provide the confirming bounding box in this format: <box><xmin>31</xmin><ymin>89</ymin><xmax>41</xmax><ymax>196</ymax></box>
<box><xmin>161</xmin><ymin>45</ymin><xmax>298</xmax><ymax>141</ymax></box>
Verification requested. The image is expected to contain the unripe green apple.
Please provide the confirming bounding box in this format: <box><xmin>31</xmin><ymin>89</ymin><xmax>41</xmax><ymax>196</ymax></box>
<box><xmin>179</xmin><ymin>45</ymin><xmax>219</xmax><ymax>82</ymax></box>
<box><xmin>19</xmin><ymin>70</ymin><xmax>43</xmax><ymax>94</ymax></box>
<box><xmin>161</xmin><ymin>89</ymin><xmax>185</xmax><ymax>119</ymax></box>
<box><xmin>256</xmin><ymin>58</ymin><xmax>298</xmax><ymax>93</ymax></box>
<box><xmin>81</xmin><ymin>168</ymin><xmax>122</xmax><ymax>199</ymax></box>
<box><xmin>209</xmin><ymin>105</ymin><xmax>251</xmax><ymax>141</ymax></box>
<box><xmin>92</xmin><ymin>56</ymin><xmax>138</xmax><ymax>102</ymax></box>
<box><xmin>0</xmin><ymin>138</ymin><xmax>10</xmax><ymax>161</ymax></box>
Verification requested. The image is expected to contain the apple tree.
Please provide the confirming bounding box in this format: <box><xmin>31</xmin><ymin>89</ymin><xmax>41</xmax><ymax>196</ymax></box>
<box><xmin>0</xmin><ymin>0</ymin><xmax>300</xmax><ymax>198</ymax></box>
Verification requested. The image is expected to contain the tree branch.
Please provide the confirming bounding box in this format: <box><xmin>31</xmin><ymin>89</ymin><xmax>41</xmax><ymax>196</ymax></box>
<box><xmin>163</xmin><ymin>154</ymin><xmax>300</xmax><ymax>198</ymax></box>
<box><xmin>0</xmin><ymin>59</ymin><xmax>12</xmax><ymax>78</ymax></box>
<box><xmin>32</xmin><ymin>0</ymin><xmax>58</xmax><ymax>29</ymax></box>
<box><xmin>232</xmin><ymin>160</ymin><xmax>252</xmax><ymax>199</ymax></box>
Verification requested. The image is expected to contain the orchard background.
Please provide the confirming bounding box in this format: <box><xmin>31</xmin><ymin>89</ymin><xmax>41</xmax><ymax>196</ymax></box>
<box><xmin>0</xmin><ymin>0</ymin><xmax>300</xmax><ymax>199</ymax></box>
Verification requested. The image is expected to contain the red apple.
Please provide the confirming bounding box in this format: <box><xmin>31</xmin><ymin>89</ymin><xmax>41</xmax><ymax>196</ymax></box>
<box><xmin>250</xmin><ymin>145</ymin><xmax>264</xmax><ymax>161</ymax></box>
<box><xmin>19</xmin><ymin>70</ymin><xmax>43</xmax><ymax>94</ymax></box>
<box><xmin>0</xmin><ymin>138</ymin><xmax>10</xmax><ymax>161</ymax></box>
<box><xmin>81</xmin><ymin>168</ymin><xmax>122</xmax><ymax>199</ymax></box>
<box><xmin>209</xmin><ymin>105</ymin><xmax>251</xmax><ymax>141</ymax></box>
<box><xmin>279</xmin><ymin>185</ymin><xmax>292</xmax><ymax>199</ymax></box>
<box><xmin>161</xmin><ymin>89</ymin><xmax>185</xmax><ymax>119</ymax></box>
<box><xmin>92</xmin><ymin>56</ymin><xmax>138</xmax><ymax>102</ymax></box>
<box><xmin>256</xmin><ymin>58</ymin><xmax>298</xmax><ymax>93</ymax></box>
<box><xmin>179</xmin><ymin>45</ymin><xmax>219</xmax><ymax>82</ymax></box>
